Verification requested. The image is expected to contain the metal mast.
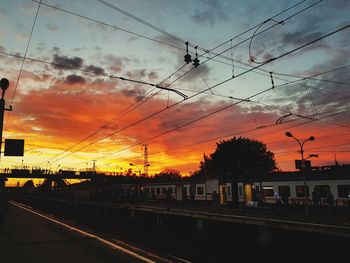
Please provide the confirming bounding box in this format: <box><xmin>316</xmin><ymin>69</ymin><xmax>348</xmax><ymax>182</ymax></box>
<box><xmin>143</xmin><ymin>144</ymin><xmax>148</xmax><ymax>176</ymax></box>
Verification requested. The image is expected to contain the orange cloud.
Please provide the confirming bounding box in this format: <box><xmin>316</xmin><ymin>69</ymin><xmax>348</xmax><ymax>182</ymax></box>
<box><xmin>1</xmin><ymin>69</ymin><xmax>349</xmax><ymax>175</ymax></box>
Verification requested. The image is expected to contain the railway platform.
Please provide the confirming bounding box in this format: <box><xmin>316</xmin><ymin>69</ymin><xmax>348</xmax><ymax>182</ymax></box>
<box><xmin>0</xmin><ymin>201</ymin><xmax>175</xmax><ymax>263</ymax></box>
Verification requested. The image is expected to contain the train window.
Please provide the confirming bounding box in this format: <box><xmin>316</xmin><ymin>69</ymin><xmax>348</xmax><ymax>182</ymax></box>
<box><xmin>296</xmin><ymin>185</ymin><xmax>309</xmax><ymax>197</ymax></box>
<box><xmin>197</xmin><ymin>186</ymin><xmax>204</xmax><ymax>195</ymax></box>
<box><xmin>239</xmin><ymin>185</ymin><xmax>243</xmax><ymax>196</ymax></box>
<box><xmin>314</xmin><ymin>185</ymin><xmax>330</xmax><ymax>198</ymax></box>
<box><xmin>263</xmin><ymin>186</ymin><xmax>274</xmax><ymax>197</ymax></box>
<box><xmin>278</xmin><ymin>186</ymin><xmax>290</xmax><ymax>197</ymax></box>
<box><xmin>337</xmin><ymin>185</ymin><xmax>350</xmax><ymax>198</ymax></box>
<box><xmin>156</xmin><ymin>187</ymin><xmax>160</xmax><ymax>195</ymax></box>
<box><xmin>144</xmin><ymin>188</ymin><xmax>150</xmax><ymax>196</ymax></box>
<box><xmin>190</xmin><ymin>184</ymin><xmax>196</xmax><ymax>195</ymax></box>
<box><xmin>227</xmin><ymin>185</ymin><xmax>231</xmax><ymax>196</ymax></box>
<box><xmin>162</xmin><ymin>188</ymin><xmax>167</xmax><ymax>194</ymax></box>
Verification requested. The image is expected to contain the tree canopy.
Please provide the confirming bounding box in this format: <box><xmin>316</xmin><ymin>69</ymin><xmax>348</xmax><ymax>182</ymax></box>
<box><xmin>196</xmin><ymin>137</ymin><xmax>277</xmax><ymax>181</ymax></box>
<box><xmin>154</xmin><ymin>169</ymin><xmax>182</xmax><ymax>181</ymax></box>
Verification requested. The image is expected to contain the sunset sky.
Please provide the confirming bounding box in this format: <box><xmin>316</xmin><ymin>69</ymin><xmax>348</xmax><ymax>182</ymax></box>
<box><xmin>0</xmin><ymin>0</ymin><xmax>349</xmax><ymax>176</ymax></box>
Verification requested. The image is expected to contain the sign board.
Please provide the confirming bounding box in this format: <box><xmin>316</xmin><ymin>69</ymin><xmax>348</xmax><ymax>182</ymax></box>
<box><xmin>4</xmin><ymin>139</ymin><xmax>24</xmax><ymax>156</ymax></box>
<box><xmin>295</xmin><ymin>159</ymin><xmax>311</xmax><ymax>170</ymax></box>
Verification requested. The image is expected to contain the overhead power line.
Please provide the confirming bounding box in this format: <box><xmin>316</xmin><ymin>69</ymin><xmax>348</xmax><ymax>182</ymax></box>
<box><xmin>28</xmin><ymin>0</ymin><xmax>326</xmax><ymax>100</ymax></box>
<box><xmin>145</xmin><ymin>110</ymin><xmax>350</xmax><ymax>165</ymax></box>
<box><xmin>0</xmin><ymin>50</ymin><xmax>187</xmax><ymax>99</ymax></box>
<box><xmin>37</xmin><ymin>23</ymin><xmax>350</xmax><ymax>166</ymax></box>
<box><xmin>31</xmin><ymin>0</ymin><xmax>185</xmax><ymax>52</ymax></box>
<box><xmin>7</xmin><ymin>1</ymin><xmax>321</xmax><ymax>165</ymax></box>
<box><xmin>11</xmin><ymin>0</ymin><xmax>42</xmax><ymax>106</ymax></box>
<box><xmin>153</xmin><ymin>0</ymin><xmax>326</xmax><ymax>91</ymax></box>
<box><xmin>32</xmin><ymin>0</ymin><xmax>322</xmax><ymax>90</ymax></box>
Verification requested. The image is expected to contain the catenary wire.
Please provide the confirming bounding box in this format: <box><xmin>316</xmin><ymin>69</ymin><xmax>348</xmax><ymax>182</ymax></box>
<box><xmin>36</xmin><ymin>25</ymin><xmax>350</xmax><ymax>166</ymax></box>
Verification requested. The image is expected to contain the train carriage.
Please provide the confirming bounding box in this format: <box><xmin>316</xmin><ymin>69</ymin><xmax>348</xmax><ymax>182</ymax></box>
<box><xmin>237</xmin><ymin>172</ymin><xmax>350</xmax><ymax>207</ymax></box>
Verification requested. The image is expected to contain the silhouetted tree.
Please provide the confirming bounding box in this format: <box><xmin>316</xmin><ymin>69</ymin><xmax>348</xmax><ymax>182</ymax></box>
<box><xmin>23</xmin><ymin>180</ymin><xmax>35</xmax><ymax>194</ymax></box>
<box><xmin>23</xmin><ymin>180</ymin><xmax>34</xmax><ymax>188</ymax></box>
<box><xmin>196</xmin><ymin>137</ymin><xmax>277</xmax><ymax>206</ymax></box>
<box><xmin>154</xmin><ymin>169</ymin><xmax>182</xmax><ymax>181</ymax></box>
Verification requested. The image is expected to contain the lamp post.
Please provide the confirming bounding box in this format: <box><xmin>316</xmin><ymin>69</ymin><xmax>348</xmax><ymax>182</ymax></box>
<box><xmin>129</xmin><ymin>163</ymin><xmax>141</xmax><ymax>176</ymax></box>
<box><xmin>0</xmin><ymin>78</ymin><xmax>12</xmax><ymax>162</ymax></box>
<box><xmin>129</xmin><ymin>163</ymin><xmax>150</xmax><ymax>176</ymax></box>
<box><xmin>285</xmin><ymin>131</ymin><xmax>315</xmax><ymax>214</ymax></box>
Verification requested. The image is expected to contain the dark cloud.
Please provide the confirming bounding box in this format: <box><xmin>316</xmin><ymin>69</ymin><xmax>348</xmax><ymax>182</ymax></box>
<box><xmin>191</xmin><ymin>0</ymin><xmax>229</xmax><ymax>26</ymax></box>
<box><xmin>73</xmin><ymin>47</ymin><xmax>87</xmax><ymax>52</ymax></box>
<box><xmin>52</xmin><ymin>54</ymin><xmax>84</xmax><ymax>70</ymax></box>
<box><xmin>64</xmin><ymin>74</ymin><xmax>86</xmax><ymax>84</ymax></box>
<box><xmin>120</xmin><ymin>88</ymin><xmax>145</xmax><ymax>100</ymax></box>
<box><xmin>148</xmin><ymin>71</ymin><xmax>158</xmax><ymax>80</ymax></box>
<box><xmin>270</xmin><ymin>65</ymin><xmax>350</xmax><ymax>121</ymax></box>
<box><xmin>326</xmin><ymin>0</ymin><xmax>350</xmax><ymax>10</ymax></box>
<box><xmin>47</xmin><ymin>23</ymin><xmax>59</xmax><ymax>32</ymax></box>
<box><xmin>179</xmin><ymin>63</ymin><xmax>211</xmax><ymax>84</ymax></box>
<box><xmin>85</xmin><ymin>65</ymin><xmax>105</xmax><ymax>75</ymax></box>
<box><xmin>51</xmin><ymin>47</ymin><xmax>60</xmax><ymax>54</ymax></box>
<box><xmin>280</xmin><ymin>31</ymin><xmax>324</xmax><ymax>47</ymax></box>
<box><xmin>126</xmin><ymin>69</ymin><xmax>146</xmax><ymax>79</ymax></box>
<box><xmin>0</xmin><ymin>45</ymin><xmax>5</xmax><ymax>52</ymax></box>
<box><xmin>104</xmin><ymin>54</ymin><xmax>129</xmax><ymax>73</ymax></box>
<box><xmin>156</xmin><ymin>35</ymin><xmax>183</xmax><ymax>51</ymax></box>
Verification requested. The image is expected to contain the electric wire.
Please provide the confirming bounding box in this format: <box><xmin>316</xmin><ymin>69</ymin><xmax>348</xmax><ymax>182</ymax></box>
<box><xmin>24</xmin><ymin>3</ymin><xmax>324</xmax><ymax>165</ymax></box>
<box><xmin>96</xmin><ymin>0</ymin><xmax>185</xmax><ymax>46</ymax></box>
<box><xmin>70</xmin><ymin>103</ymin><xmax>349</xmax><ymax>169</ymax></box>
<box><xmin>31</xmin><ymin>0</ymin><xmax>329</xmax><ymax>91</ymax></box>
<box><xmin>248</xmin><ymin>0</ymin><xmax>323</xmax><ymax>64</ymax></box>
<box><xmin>36</xmin><ymin>25</ymin><xmax>350</xmax><ymax>166</ymax></box>
<box><xmin>145</xmin><ymin>109</ymin><xmax>348</xmax><ymax>163</ymax></box>
<box><xmin>154</xmin><ymin>0</ymin><xmax>327</xmax><ymax>90</ymax></box>
<box><xmin>4</xmin><ymin>0</ymin><xmax>42</xmax><ymax>133</ymax></box>
<box><xmin>31</xmin><ymin>0</ymin><xmax>185</xmax><ymax>52</ymax></box>
<box><xmin>4</xmin><ymin>1</ymin><xmax>344</xmax><ymax>168</ymax></box>
<box><xmin>10</xmin><ymin>0</ymin><xmax>42</xmax><ymax>106</ymax></box>
<box><xmin>0</xmin><ymin>50</ymin><xmax>187</xmax><ymax>97</ymax></box>
<box><xmin>39</xmin><ymin>64</ymin><xmax>189</xmax><ymax>166</ymax></box>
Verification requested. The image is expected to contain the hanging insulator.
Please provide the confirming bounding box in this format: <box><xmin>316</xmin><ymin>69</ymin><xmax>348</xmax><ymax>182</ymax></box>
<box><xmin>184</xmin><ymin>41</ymin><xmax>192</xmax><ymax>64</ymax></box>
<box><xmin>193</xmin><ymin>46</ymin><xmax>200</xmax><ymax>68</ymax></box>
<box><xmin>184</xmin><ymin>54</ymin><xmax>192</xmax><ymax>64</ymax></box>
<box><xmin>270</xmin><ymin>72</ymin><xmax>275</xmax><ymax>89</ymax></box>
<box><xmin>193</xmin><ymin>57</ymin><xmax>200</xmax><ymax>67</ymax></box>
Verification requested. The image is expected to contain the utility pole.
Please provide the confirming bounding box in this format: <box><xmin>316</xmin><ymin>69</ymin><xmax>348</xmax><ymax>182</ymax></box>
<box><xmin>92</xmin><ymin>160</ymin><xmax>96</xmax><ymax>172</ymax></box>
<box><xmin>143</xmin><ymin>144</ymin><xmax>149</xmax><ymax>176</ymax></box>
<box><xmin>0</xmin><ymin>78</ymin><xmax>12</xmax><ymax>162</ymax></box>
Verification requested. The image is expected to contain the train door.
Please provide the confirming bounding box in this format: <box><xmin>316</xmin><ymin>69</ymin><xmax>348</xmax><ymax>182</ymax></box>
<box><xmin>176</xmin><ymin>185</ymin><xmax>183</xmax><ymax>201</ymax></box>
<box><xmin>244</xmin><ymin>184</ymin><xmax>253</xmax><ymax>203</ymax></box>
<box><xmin>219</xmin><ymin>185</ymin><xmax>227</xmax><ymax>205</ymax></box>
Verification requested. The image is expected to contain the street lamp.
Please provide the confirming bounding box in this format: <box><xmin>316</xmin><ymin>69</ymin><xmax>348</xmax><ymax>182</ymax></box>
<box><xmin>306</xmin><ymin>154</ymin><xmax>319</xmax><ymax>160</ymax></box>
<box><xmin>285</xmin><ymin>131</ymin><xmax>315</xmax><ymax>214</ymax></box>
<box><xmin>129</xmin><ymin>163</ymin><xmax>141</xmax><ymax>176</ymax></box>
<box><xmin>129</xmin><ymin>163</ymin><xmax>150</xmax><ymax>176</ymax></box>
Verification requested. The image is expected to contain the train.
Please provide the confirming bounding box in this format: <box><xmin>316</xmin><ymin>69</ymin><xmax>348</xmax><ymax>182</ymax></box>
<box><xmin>138</xmin><ymin>173</ymin><xmax>350</xmax><ymax>208</ymax></box>
<box><xmin>63</xmin><ymin>167</ymin><xmax>350</xmax><ymax>209</ymax></box>
<box><xmin>122</xmin><ymin>165</ymin><xmax>350</xmax><ymax>208</ymax></box>
<box><xmin>13</xmin><ymin>164</ymin><xmax>350</xmax><ymax>208</ymax></box>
